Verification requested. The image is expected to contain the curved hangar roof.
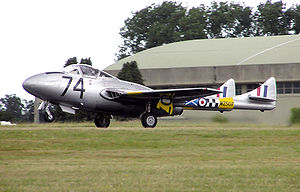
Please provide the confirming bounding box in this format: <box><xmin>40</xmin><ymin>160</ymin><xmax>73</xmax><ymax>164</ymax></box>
<box><xmin>106</xmin><ymin>35</ymin><xmax>300</xmax><ymax>70</ymax></box>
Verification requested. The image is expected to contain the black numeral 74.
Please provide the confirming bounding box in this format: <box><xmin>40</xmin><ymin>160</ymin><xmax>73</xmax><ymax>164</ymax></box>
<box><xmin>61</xmin><ymin>76</ymin><xmax>85</xmax><ymax>99</ymax></box>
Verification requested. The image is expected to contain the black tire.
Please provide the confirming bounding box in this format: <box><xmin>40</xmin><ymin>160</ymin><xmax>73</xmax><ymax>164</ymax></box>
<box><xmin>141</xmin><ymin>113</ymin><xmax>157</xmax><ymax>128</ymax></box>
<box><xmin>43</xmin><ymin>111</ymin><xmax>55</xmax><ymax>122</ymax></box>
<box><xmin>95</xmin><ymin>114</ymin><xmax>110</xmax><ymax>128</ymax></box>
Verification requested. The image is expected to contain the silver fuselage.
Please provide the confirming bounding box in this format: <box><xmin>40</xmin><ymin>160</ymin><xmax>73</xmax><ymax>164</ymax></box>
<box><xmin>23</xmin><ymin>71</ymin><xmax>157</xmax><ymax>117</ymax></box>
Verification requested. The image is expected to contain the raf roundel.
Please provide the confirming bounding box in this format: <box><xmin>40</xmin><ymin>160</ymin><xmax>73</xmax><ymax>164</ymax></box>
<box><xmin>198</xmin><ymin>98</ymin><xmax>207</xmax><ymax>107</ymax></box>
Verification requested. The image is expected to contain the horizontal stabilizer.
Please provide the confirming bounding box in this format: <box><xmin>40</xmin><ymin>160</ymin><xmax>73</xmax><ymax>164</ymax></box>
<box><xmin>248</xmin><ymin>95</ymin><xmax>276</xmax><ymax>102</ymax></box>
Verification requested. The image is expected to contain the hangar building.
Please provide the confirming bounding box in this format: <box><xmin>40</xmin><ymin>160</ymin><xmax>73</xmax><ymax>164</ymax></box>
<box><xmin>106</xmin><ymin>35</ymin><xmax>300</xmax><ymax>125</ymax></box>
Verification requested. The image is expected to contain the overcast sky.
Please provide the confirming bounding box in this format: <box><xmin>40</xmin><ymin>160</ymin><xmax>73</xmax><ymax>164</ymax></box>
<box><xmin>0</xmin><ymin>0</ymin><xmax>298</xmax><ymax>101</ymax></box>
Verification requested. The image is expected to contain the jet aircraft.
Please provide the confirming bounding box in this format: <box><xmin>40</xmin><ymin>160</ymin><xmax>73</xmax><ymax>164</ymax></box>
<box><xmin>23</xmin><ymin>64</ymin><xmax>276</xmax><ymax>128</ymax></box>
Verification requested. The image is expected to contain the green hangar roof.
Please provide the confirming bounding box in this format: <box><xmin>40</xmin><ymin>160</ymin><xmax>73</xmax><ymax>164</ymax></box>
<box><xmin>106</xmin><ymin>35</ymin><xmax>300</xmax><ymax>70</ymax></box>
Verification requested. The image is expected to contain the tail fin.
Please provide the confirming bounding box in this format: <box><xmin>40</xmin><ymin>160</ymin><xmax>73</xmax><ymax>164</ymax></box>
<box><xmin>216</xmin><ymin>78</ymin><xmax>235</xmax><ymax>98</ymax></box>
<box><xmin>247</xmin><ymin>77</ymin><xmax>277</xmax><ymax>102</ymax></box>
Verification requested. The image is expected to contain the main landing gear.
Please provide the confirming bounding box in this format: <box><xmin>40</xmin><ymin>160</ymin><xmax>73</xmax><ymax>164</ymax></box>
<box><xmin>141</xmin><ymin>112</ymin><xmax>157</xmax><ymax>128</ymax></box>
<box><xmin>140</xmin><ymin>101</ymin><xmax>158</xmax><ymax>128</ymax></box>
<box><xmin>94</xmin><ymin>114</ymin><xmax>111</xmax><ymax>128</ymax></box>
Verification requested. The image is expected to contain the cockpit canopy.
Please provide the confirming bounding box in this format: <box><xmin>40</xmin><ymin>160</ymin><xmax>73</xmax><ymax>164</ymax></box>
<box><xmin>63</xmin><ymin>64</ymin><xmax>115</xmax><ymax>79</ymax></box>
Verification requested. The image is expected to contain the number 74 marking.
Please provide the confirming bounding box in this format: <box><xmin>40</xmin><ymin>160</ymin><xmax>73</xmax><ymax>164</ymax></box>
<box><xmin>61</xmin><ymin>76</ymin><xmax>85</xmax><ymax>99</ymax></box>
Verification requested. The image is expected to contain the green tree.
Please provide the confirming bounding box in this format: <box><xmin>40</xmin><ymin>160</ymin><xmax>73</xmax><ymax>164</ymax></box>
<box><xmin>178</xmin><ymin>6</ymin><xmax>207</xmax><ymax>40</ymax></box>
<box><xmin>286</xmin><ymin>4</ymin><xmax>300</xmax><ymax>34</ymax></box>
<box><xmin>64</xmin><ymin>57</ymin><xmax>78</xmax><ymax>67</ymax></box>
<box><xmin>255</xmin><ymin>0</ymin><xmax>289</xmax><ymax>36</ymax></box>
<box><xmin>117</xmin><ymin>1</ymin><xmax>298</xmax><ymax>59</ymax></box>
<box><xmin>117</xmin><ymin>61</ymin><xmax>144</xmax><ymax>85</ymax></box>
<box><xmin>294</xmin><ymin>5</ymin><xmax>300</xmax><ymax>34</ymax></box>
<box><xmin>290</xmin><ymin>108</ymin><xmax>300</xmax><ymax>124</ymax></box>
<box><xmin>146</xmin><ymin>2</ymin><xmax>186</xmax><ymax>48</ymax></box>
<box><xmin>118</xmin><ymin>1</ymin><xmax>186</xmax><ymax>58</ymax></box>
<box><xmin>118</xmin><ymin>1</ymin><xmax>254</xmax><ymax>57</ymax></box>
<box><xmin>207</xmin><ymin>2</ymin><xmax>253</xmax><ymax>38</ymax></box>
<box><xmin>0</xmin><ymin>102</ymin><xmax>7</xmax><ymax>121</ymax></box>
<box><xmin>207</xmin><ymin>1</ymin><xmax>232</xmax><ymax>38</ymax></box>
<box><xmin>80</xmin><ymin>57</ymin><xmax>92</xmax><ymax>66</ymax></box>
<box><xmin>0</xmin><ymin>94</ymin><xmax>24</xmax><ymax>122</ymax></box>
<box><xmin>230</xmin><ymin>3</ymin><xmax>253</xmax><ymax>37</ymax></box>
<box><xmin>22</xmin><ymin>99</ymin><xmax>34</xmax><ymax>122</ymax></box>
<box><xmin>64</xmin><ymin>57</ymin><xmax>93</xmax><ymax>67</ymax></box>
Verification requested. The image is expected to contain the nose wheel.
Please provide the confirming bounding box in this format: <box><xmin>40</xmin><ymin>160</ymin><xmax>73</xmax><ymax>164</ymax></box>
<box><xmin>141</xmin><ymin>112</ymin><xmax>157</xmax><ymax>128</ymax></box>
<box><xmin>95</xmin><ymin>114</ymin><xmax>110</xmax><ymax>128</ymax></box>
<box><xmin>43</xmin><ymin>104</ymin><xmax>55</xmax><ymax>122</ymax></box>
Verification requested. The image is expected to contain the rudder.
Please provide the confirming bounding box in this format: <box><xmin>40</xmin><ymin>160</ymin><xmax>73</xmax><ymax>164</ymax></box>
<box><xmin>244</xmin><ymin>77</ymin><xmax>277</xmax><ymax>102</ymax></box>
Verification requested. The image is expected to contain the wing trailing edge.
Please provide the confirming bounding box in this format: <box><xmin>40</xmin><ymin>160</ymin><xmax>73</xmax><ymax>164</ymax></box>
<box><xmin>100</xmin><ymin>87</ymin><xmax>222</xmax><ymax>101</ymax></box>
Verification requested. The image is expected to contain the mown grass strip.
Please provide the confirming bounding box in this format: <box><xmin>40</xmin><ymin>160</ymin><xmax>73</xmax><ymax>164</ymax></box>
<box><xmin>0</xmin><ymin>122</ymin><xmax>300</xmax><ymax>192</ymax></box>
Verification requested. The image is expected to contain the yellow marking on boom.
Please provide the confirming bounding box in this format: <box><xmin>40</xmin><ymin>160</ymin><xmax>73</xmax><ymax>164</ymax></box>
<box><xmin>126</xmin><ymin>91</ymin><xmax>142</xmax><ymax>95</ymax></box>
<box><xmin>183</xmin><ymin>107</ymin><xmax>194</xmax><ymax>110</ymax></box>
<box><xmin>219</xmin><ymin>97</ymin><xmax>234</xmax><ymax>109</ymax></box>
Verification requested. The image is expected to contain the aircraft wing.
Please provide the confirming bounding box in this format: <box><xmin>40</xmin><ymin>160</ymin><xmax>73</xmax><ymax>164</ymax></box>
<box><xmin>101</xmin><ymin>87</ymin><xmax>222</xmax><ymax>101</ymax></box>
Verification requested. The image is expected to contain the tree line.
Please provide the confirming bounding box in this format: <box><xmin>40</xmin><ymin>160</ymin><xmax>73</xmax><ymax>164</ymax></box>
<box><xmin>64</xmin><ymin>57</ymin><xmax>92</xmax><ymax>67</ymax></box>
<box><xmin>0</xmin><ymin>94</ymin><xmax>34</xmax><ymax>123</ymax></box>
<box><xmin>117</xmin><ymin>0</ymin><xmax>300</xmax><ymax>59</ymax></box>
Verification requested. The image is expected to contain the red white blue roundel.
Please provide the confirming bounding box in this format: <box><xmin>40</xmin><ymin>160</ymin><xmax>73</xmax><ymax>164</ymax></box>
<box><xmin>198</xmin><ymin>98</ymin><xmax>207</xmax><ymax>107</ymax></box>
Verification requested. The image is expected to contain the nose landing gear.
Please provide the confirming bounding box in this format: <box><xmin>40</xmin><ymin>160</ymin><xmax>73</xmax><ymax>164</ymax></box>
<box><xmin>43</xmin><ymin>104</ymin><xmax>55</xmax><ymax>122</ymax></box>
<box><xmin>39</xmin><ymin>101</ymin><xmax>55</xmax><ymax>122</ymax></box>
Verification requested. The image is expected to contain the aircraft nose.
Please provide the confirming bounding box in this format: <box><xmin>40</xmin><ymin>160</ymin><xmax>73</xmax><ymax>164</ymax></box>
<box><xmin>23</xmin><ymin>73</ymin><xmax>62</xmax><ymax>99</ymax></box>
<box><xmin>23</xmin><ymin>74</ymin><xmax>43</xmax><ymax>96</ymax></box>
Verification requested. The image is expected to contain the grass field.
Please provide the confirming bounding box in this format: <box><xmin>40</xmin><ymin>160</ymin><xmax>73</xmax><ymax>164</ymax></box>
<box><xmin>0</xmin><ymin>121</ymin><xmax>300</xmax><ymax>192</ymax></box>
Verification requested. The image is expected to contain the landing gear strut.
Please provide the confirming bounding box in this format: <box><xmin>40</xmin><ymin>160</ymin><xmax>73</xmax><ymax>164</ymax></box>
<box><xmin>94</xmin><ymin>114</ymin><xmax>110</xmax><ymax>128</ymax></box>
<box><xmin>43</xmin><ymin>102</ymin><xmax>55</xmax><ymax>122</ymax></box>
<box><xmin>141</xmin><ymin>112</ymin><xmax>157</xmax><ymax>128</ymax></box>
